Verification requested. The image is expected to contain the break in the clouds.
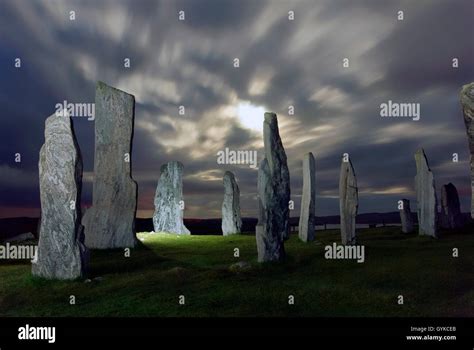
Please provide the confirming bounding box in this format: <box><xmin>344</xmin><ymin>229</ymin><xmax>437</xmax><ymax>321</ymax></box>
<box><xmin>0</xmin><ymin>0</ymin><xmax>473</xmax><ymax>218</ymax></box>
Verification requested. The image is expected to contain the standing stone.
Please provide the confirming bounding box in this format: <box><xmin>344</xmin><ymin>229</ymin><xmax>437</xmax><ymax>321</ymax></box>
<box><xmin>298</xmin><ymin>152</ymin><xmax>316</xmax><ymax>242</ymax></box>
<box><xmin>440</xmin><ymin>183</ymin><xmax>464</xmax><ymax>229</ymax></box>
<box><xmin>339</xmin><ymin>157</ymin><xmax>358</xmax><ymax>245</ymax></box>
<box><xmin>262</xmin><ymin>112</ymin><xmax>291</xmax><ymax>241</ymax></box>
<box><xmin>414</xmin><ymin>148</ymin><xmax>438</xmax><ymax>238</ymax></box>
<box><xmin>460</xmin><ymin>82</ymin><xmax>474</xmax><ymax>219</ymax></box>
<box><xmin>256</xmin><ymin>158</ymin><xmax>285</xmax><ymax>262</ymax></box>
<box><xmin>153</xmin><ymin>161</ymin><xmax>190</xmax><ymax>235</ymax></box>
<box><xmin>399</xmin><ymin>199</ymin><xmax>414</xmax><ymax>233</ymax></box>
<box><xmin>32</xmin><ymin>112</ymin><xmax>88</xmax><ymax>279</ymax></box>
<box><xmin>221</xmin><ymin>171</ymin><xmax>242</xmax><ymax>235</ymax></box>
<box><xmin>256</xmin><ymin>112</ymin><xmax>290</xmax><ymax>262</ymax></box>
<box><xmin>83</xmin><ymin>82</ymin><xmax>138</xmax><ymax>249</ymax></box>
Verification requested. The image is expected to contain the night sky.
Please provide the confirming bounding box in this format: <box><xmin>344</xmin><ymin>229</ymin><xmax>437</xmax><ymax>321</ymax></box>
<box><xmin>0</xmin><ymin>0</ymin><xmax>473</xmax><ymax>219</ymax></box>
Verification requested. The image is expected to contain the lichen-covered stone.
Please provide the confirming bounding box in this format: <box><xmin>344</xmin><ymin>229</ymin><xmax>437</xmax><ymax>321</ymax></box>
<box><xmin>414</xmin><ymin>149</ymin><xmax>438</xmax><ymax>238</ymax></box>
<box><xmin>399</xmin><ymin>199</ymin><xmax>414</xmax><ymax>233</ymax></box>
<box><xmin>440</xmin><ymin>183</ymin><xmax>464</xmax><ymax>229</ymax></box>
<box><xmin>460</xmin><ymin>82</ymin><xmax>474</xmax><ymax>219</ymax></box>
<box><xmin>153</xmin><ymin>161</ymin><xmax>190</xmax><ymax>235</ymax></box>
<box><xmin>83</xmin><ymin>81</ymin><xmax>138</xmax><ymax>248</ymax></box>
<box><xmin>32</xmin><ymin>112</ymin><xmax>88</xmax><ymax>279</ymax></box>
<box><xmin>221</xmin><ymin>171</ymin><xmax>242</xmax><ymax>235</ymax></box>
<box><xmin>298</xmin><ymin>152</ymin><xmax>316</xmax><ymax>242</ymax></box>
<box><xmin>339</xmin><ymin>157</ymin><xmax>358</xmax><ymax>245</ymax></box>
<box><xmin>255</xmin><ymin>112</ymin><xmax>290</xmax><ymax>262</ymax></box>
<box><xmin>256</xmin><ymin>158</ymin><xmax>285</xmax><ymax>262</ymax></box>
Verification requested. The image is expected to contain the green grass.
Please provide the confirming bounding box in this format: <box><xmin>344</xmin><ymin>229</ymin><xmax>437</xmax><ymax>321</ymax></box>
<box><xmin>0</xmin><ymin>226</ymin><xmax>473</xmax><ymax>317</ymax></box>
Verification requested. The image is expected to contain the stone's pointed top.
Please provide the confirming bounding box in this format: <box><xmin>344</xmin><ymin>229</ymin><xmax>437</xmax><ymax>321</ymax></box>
<box><xmin>341</xmin><ymin>156</ymin><xmax>356</xmax><ymax>176</ymax></box>
<box><xmin>415</xmin><ymin>148</ymin><xmax>432</xmax><ymax>171</ymax></box>
<box><xmin>306</xmin><ymin>152</ymin><xmax>314</xmax><ymax>158</ymax></box>
<box><xmin>415</xmin><ymin>148</ymin><xmax>425</xmax><ymax>155</ymax></box>
<box><xmin>161</xmin><ymin>161</ymin><xmax>183</xmax><ymax>173</ymax></box>
<box><xmin>53</xmin><ymin>108</ymin><xmax>70</xmax><ymax>118</ymax></box>
<box><xmin>223</xmin><ymin>170</ymin><xmax>235</xmax><ymax>179</ymax></box>
<box><xmin>46</xmin><ymin>110</ymin><xmax>70</xmax><ymax>126</ymax></box>
<box><xmin>96</xmin><ymin>80</ymin><xmax>135</xmax><ymax>98</ymax></box>
<box><xmin>264</xmin><ymin>112</ymin><xmax>277</xmax><ymax>122</ymax></box>
<box><xmin>460</xmin><ymin>82</ymin><xmax>474</xmax><ymax>109</ymax></box>
<box><xmin>44</xmin><ymin>113</ymin><xmax>75</xmax><ymax>142</ymax></box>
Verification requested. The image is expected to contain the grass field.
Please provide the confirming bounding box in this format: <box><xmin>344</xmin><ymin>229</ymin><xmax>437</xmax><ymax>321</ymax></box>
<box><xmin>0</xmin><ymin>226</ymin><xmax>473</xmax><ymax>317</ymax></box>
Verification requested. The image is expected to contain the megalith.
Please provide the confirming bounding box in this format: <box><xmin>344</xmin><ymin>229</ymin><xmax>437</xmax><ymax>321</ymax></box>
<box><xmin>440</xmin><ymin>183</ymin><xmax>464</xmax><ymax>229</ymax></box>
<box><xmin>399</xmin><ymin>199</ymin><xmax>414</xmax><ymax>233</ymax></box>
<box><xmin>221</xmin><ymin>171</ymin><xmax>242</xmax><ymax>235</ymax></box>
<box><xmin>32</xmin><ymin>112</ymin><xmax>88</xmax><ymax>279</ymax></box>
<box><xmin>414</xmin><ymin>148</ymin><xmax>438</xmax><ymax>237</ymax></box>
<box><xmin>298</xmin><ymin>152</ymin><xmax>316</xmax><ymax>242</ymax></box>
<box><xmin>153</xmin><ymin>161</ymin><xmax>190</xmax><ymax>234</ymax></box>
<box><xmin>83</xmin><ymin>81</ymin><xmax>138</xmax><ymax>248</ymax></box>
<box><xmin>460</xmin><ymin>82</ymin><xmax>474</xmax><ymax>219</ymax></box>
<box><xmin>256</xmin><ymin>112</ymin><xmax>290</xmax><ymax>262</ymax></box>
<box><xmin>339</xmin><ymin>156</ymin><xmax>358</xmax><ymax>245</ymax></box>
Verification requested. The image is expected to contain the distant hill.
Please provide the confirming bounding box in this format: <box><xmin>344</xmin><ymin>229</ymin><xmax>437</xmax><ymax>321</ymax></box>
<box><xmin>1</xmin><ymin>212</ymin><xmax>471</xmax><ymax>239</ymax></box>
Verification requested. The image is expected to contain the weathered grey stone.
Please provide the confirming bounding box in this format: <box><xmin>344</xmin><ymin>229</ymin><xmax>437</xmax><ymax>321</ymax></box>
<box><xmin>256</xmin><ymin>158</ymin><xmax>285</xmax><ymax>262</ymax></box>
<box><xmin>399</xmin><ymin>199</ymin><xmax>414</xmax><ymax>233</ymax></box>
<box><xmin>262</xmin><ymin>112</ymin><xmax>291</xmax><ymax>241</ymax></box>
<box><xmin>255</xmin><ymin>112</ymin><xmax>290</xmax><ymax>262</ymax></box>
<box><xmin>440</xmin><ymin>183</ymin><xmax>464</xmax><ymax>229</ymax></box>
<box><xmin>298</xmin><ymin>152</ymin><xmax>316</xmax><ymax>242</ymax></box>
<box><xmin>460</xmin><ymin>82</ymin><xmax>474</xmax><ymax>219</ymax></box>
<box><xmin>153</xmin><ymin>161</ymin><xmax>190</xmax><ymax>235</ymax></box>
<box><xmin>221</xmin><ymin>171</ymin><xmax>242</xmax><ymax>235</ymax></box>
<box><xmin>414</xmin><ymin>149</ymin><xmax>438</xmax><ymax>238</ymax></box>
<box><xmin>32</xmin><ymin>112</ymin><xmax>88</xmax><ymax>280</ymax></box>
<box><xmin>339</xmin><ymin>157</ymin><xmax>358</xmax><ymax>245</ymax></box>
<box><xmin>83</xmin><ymin>81</ymin><xmax>138</xmax><ymax>249</ymax></box>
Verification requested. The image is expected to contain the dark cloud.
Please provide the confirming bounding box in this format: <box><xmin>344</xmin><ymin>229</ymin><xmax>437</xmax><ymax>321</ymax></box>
<box><xmin>0</xmin><ymin>0</ymin><xmax>472</xmax><ymax>219</ymax></box>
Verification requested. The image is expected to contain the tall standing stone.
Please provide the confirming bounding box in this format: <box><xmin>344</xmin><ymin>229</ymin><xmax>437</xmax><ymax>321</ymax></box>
<box><xmin>414</xmin><ymin>148</ymin><xmax>438</xmax><ymax>238</ymax></box>
<box><xmin>440</xmin><ymin>183</ymin><xmax>464</xmax><ymax>229</ymax></box>
<box><xmin>32</xmin><ymin>112</ymin><xmax>88</xmax><ymax>279</ymax></box>
<box><xmin>460</xmin><ymin>82</ymin><xmax>474</xmax><ymax>219</ymax></box>
<box><xmin>256</xmin><ymin>158</ymin><xmax>285</xmax><ymax>262</ymax></box>
<box><xmin>222</xmin><ymin>171</ymin><xmax>242</xmax><ymax>235</ymax></box>
<box><xmin>153</xmin><ymin>161</ymin><xmax>190</xmax><ymax>235</ymax></box>
<box><xmin>339</xmin><ymin>156</ymin><xmax>358</xmax><ymax>245</ymax></box>
<box><xmin>399</xmin><ymin>199</ymin><xmax>414</xmax><ymax>233</ymax></box>
<box><xmin>299</xmin><ymin>152</ymin><xmax>316</xmax><ymax>242</ymax></box>
<box><xmin>83</xmin><ymin>81</ymin><xmax>138</xmax><ymax>248</ymax></box>
<box><xmin>256</xmin><ymin>112</ymin><xmax>290</xmax><ymax>262</ymax></box>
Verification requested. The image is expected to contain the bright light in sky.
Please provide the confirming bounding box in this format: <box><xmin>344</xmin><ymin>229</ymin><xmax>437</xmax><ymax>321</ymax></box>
<box><xmin>236</xmin><ymin>101</ymin><xmax>265</xmax><ymax>132</ymax></box>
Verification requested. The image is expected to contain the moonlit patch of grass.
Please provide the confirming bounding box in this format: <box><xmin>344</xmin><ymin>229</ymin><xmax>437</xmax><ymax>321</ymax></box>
<box><xmin>0</xmin><ymin>226</ymin><xmax>472</xmax><ymax>317</ymax></box>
